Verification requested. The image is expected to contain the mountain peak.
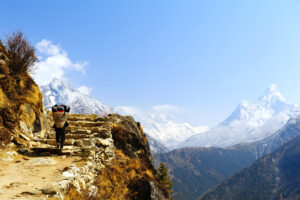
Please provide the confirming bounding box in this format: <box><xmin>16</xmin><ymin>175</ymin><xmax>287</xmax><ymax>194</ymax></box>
<box><xmin>41</xmin><ymin>78</ymin><xmax>113</xmax><ymax>116</ymax></box>
<box><xmin>259</xmin><ymin>84</ymin><xmax>286</xmax><ymax>104</ymax></box>
<box><xmin>268</xmin><ymin>84</ymin><xmax>279</xmax><ymax>93</ymax></box>
<box><xmin>48</xmin><ymin>78</ymin><xmax>74</xmax><ymax>93</ymax></box>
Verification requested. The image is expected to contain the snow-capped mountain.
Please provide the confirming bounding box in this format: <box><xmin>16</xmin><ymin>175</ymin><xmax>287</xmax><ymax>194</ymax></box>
<box><xmin>41</xmin><ymin>78</ymin><xmax>113</xmax><ymax>116</ymax></box>
<box><xmin>146</xmin><ymin>133</ymin><xmax>169</xmax><ymax>154</ymax></box>
<box><xmin>177</xmin><ymin>84</ymin><xmax>300</xmax><ymax>149</ymax></box>
<box><xmin>115</xmin><ymin>106</ymin><xmax>209</xmax><ymax>149</ymax></box>
<box><xmin>41</xmin><ymin>78</ymin><xmax>206</xmax><ymax>152</ymax></box>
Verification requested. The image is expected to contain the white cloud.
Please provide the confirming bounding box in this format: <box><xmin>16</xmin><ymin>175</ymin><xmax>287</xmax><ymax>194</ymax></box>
<box><xmin>114</xmin><ymin>104</ymin><xmax>209</xmax><ymax>148</ymax></box>
<box><xmin>32</xmin><ymin>39</ymin><xmax>88</xmax><ymax>85</ymax></box>
<box><xmin>78</xmin><ymin>85</ymin><xmax>92</xmax><ymax>96</ymax></box>
<box><xmin>36</xmin><ymin>39</ymin><xmax>61</xmax><ymax>55</ymax></box>
<box><xmin>114</xmin><ymin>106</ymin><xmax>142</xmax><ymax>116</ymax></box>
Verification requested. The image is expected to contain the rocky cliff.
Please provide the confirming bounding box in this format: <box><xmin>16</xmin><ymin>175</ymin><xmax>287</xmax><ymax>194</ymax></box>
<box><xmin>0</xmin><ymin>41</ymin><xmax>169</xmax><ymax>200</ymax></box>
<box><xmin>0</xmin><ymin>40</ymin><xmax>49</xmax><ymax>147</ymax></box>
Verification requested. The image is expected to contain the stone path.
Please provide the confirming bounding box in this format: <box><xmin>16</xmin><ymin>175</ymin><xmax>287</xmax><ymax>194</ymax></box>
<box><xmin>0</xmin><ymin>150</ymin><xmax>79</xmax><ymax>200</ymax></box>
<box><xmin>37</xmin><ymin>114</ymin><xmax>112</xmax><ymax>155</ymax></box>
<box><xmin>0</xmin><ymin>113</ymin><xmax>115</xmax><ymax>199</ymax></box>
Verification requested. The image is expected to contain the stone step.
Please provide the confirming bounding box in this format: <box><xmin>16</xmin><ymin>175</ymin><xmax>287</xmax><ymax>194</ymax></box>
<box><xmin>68</xmin><ymin>121</ymin><xmax>107</xmax><ymax>127</ymax></box>
<box><xmin>67</xmin><ymin>116</ymin><xmax>98</xmax><ymax>122</ymax></box>
<box><xmin>66</xmin><ymin>127</ymin><xmax>111</xmax><ymax>135</ymax></box>
<box><xmin>39</xmin><ymin>138</ymin><xmax>95</xmax><ymax>147</ymax></box>
<box><xmin>66</xmin><ymin>129</ymin><xmax>92</xmax><ymax>135</ymax></box>
<box><xmin>39</xmin><ymin>139</ymin><xmax>75</xmax><ymax>146</ymax></box>
<box><xmin>68</xmin><ymin>114</ymin><xmax>98</xmax><ymax>118</ymax></box>
<box><xmin>65</xmin><ymin>134</ymin><xmax>93</xmax><ymax>139</ymax></box>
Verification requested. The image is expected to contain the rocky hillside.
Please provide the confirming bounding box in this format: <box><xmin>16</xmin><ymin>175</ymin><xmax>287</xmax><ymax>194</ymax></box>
<box><xmin>199</xmin><ymin>135</ymin><xmax>300</xmax><ymax>200</ymax></box>
<box><xmin>0</xmin><ymin>39</ymin><xmax>49</xmax><ymax>147</ymax></box>
<box><xmin>0</xmin><ymin>39</ymin><xmax>169</xmax><ymax>199</ymax></box>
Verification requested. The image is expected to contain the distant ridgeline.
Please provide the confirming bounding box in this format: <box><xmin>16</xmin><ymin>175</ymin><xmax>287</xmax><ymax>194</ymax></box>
<box><xmin>154</xmin><ymin>117</ymin><xmax>300</xmax><ymax>200</ymax></box>
<box><xmin>199</xmin><ymin>135</ymin><xmax>300</xmax><ymax>200</ymax></box>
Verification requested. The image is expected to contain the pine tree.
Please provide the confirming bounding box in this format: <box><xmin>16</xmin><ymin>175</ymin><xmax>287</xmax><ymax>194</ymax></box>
<box><xmin>157</xmin><ymin>162</ymin><xmax>173</xmax><ymax>192</ymax></box>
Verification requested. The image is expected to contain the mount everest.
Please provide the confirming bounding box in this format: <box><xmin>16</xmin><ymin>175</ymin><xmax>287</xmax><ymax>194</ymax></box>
<box><xmin>177</xmin><ymin>84</ymin><xmax>300</xmax><ymax>149</ymax></box>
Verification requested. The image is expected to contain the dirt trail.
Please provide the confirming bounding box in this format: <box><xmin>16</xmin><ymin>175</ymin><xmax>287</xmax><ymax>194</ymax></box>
<box><xmin>0</xmin><ymin>150</ymin><xmax>80</xmax><ymax>200</ymax></box>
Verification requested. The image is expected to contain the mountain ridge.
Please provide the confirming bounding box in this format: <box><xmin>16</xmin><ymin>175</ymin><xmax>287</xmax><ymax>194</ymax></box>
<box><xmin>199</xmin><ymin>134</ymin><xmax>300</xmax><ymax>200</ymax></box>
<box><xmin>178</xmin><ymin>84</ymin><xmax>300</xmax><ymax>148</ymax></box>
<box><xmin>41</xmin><ymin>78</ymin><xmax>113</xmax><ymax>116</ymax></box>
<box><xmin>154</xmin><ymin>115</ymin><xmax>300</xmax><ymax>200</ymax></box>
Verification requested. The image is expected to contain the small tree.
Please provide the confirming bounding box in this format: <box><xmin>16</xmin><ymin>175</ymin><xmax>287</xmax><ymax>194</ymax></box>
<box><xmin>156</xmin><ymin>162</ymin><xmax>173</xmax><ymax>193</ymax></box>
<box><xmin>5</xmin><ymin>30</ymin><xmax>38</xmax><ymax>74</ymax></box>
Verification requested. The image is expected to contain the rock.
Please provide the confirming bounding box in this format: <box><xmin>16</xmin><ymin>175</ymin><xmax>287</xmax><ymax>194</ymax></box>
<box><xmin>92</xmin><ymin>127</ymin><xmax>111</xmax><ymax>138</ymax></box>
<box><xmin>89</xmin><ymin>185</ymin><xmax>98</xmax><ymax>198</ymax></box>
<box><xmin>78</xmin><ymin>178</ymin><xmax>86</xmax><ymax>189</ymax></box>
<box><xmin>39</xmin><ymin>110</ymin><xmax>51</xmax><ymax>137</ymax></box>
<box><xmin>19</xmin><ymin>133</ymin><xmax>31</xmax><ymax>141</ymax></box>
<box><xmin>40</xmin><ymin>185</ymin><xmax>57</xmax><ymax>195</ymax></box>
<box><xmin>19</xmin><ymin>104</ymin><xmax>36</xmax><ymax>132</ymax></box>
<box><xmin>20</xmin><ymin>121</ymin><xmax>32</xmax><ymax>136</ymax></box>
<box><xmin>82</xmin><ymin>138</ymin><xmax>94</xmax><ymax>146</ymax></box>
<box><xmin>6</xmin><ymin>151</ymin><xmax>17</xmax><ymax>156</ymax></box>
<box><xmin>12</xmin><ymin>136</ymin><xmax>27</xmax><ymax>147</ymax></box>
<box><xmin>95</xmin><ymin>138</ymin><xmax>111</xmax><ymax>147</ymax></box>
<box><xmin>28</xmin><ymin>158</ymin><xmax>56</xmax><ymax>165</ymax></box>
<box><xmin>62</xmin><ymin>171</ymin><xmax>75</xmax><ymax>179</ymax></box>
<box><xmin>70</xmin><ymin>180</ymin><xmax>81</xmax><ymax>191</ymax></box>
<box><xmin>57</xmin><ymin>180</ymin><xmax>70</xmax><ymax>193</ymax></box>
<box><xmin>21</xmin><ymin>190</ymin><xmax>42</xmax><ymax>195</ymax></box>
<box><xmin>150</xmin><ymin>181</ymin><xmax>169</xmax><ymax>200</ymax></box>
<box><xmin>18</xmin><ymin>148</ymin><xmax>29</xmax><ymax>154</ymax></box>
<box><xmin>1</xmin><ymin>157</ymin><xmax>13</xmax><ymax>162</ymax></box>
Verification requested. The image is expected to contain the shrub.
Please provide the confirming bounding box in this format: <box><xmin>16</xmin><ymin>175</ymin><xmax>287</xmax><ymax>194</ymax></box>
<box><xmin>156</xmin><ymin>162</ymin><xmax>173</xmax><ymax>193</ymax></box>
<box><xmin>5</xmin><ymin>30</ymin><xmax>38</xmax><ymax>75</ymax></box>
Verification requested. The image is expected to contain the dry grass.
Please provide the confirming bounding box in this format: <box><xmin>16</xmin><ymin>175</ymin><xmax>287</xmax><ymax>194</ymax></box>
<box><xmin>65</xmin><ymin>149</ymin><xmax>160</xmax><ymax>200</ymax></box>
<box><xmin>0</xmin><ymin>38</ymin><xmax>43</xmax><ymax>145</ymax></box>
<box><xmin>0</xmin><ymin>127</ymin><xmax>12</xmax><ymax>146</ymax></box>
<box><xmin>95</xmin><ymin>150</ymin><xmax>156</xmax><ymax>199</ymax></box>
<box><xmin>0</xmin><ymin>88</ymin><xmax>8</xmax><ymax>108</ymax></box>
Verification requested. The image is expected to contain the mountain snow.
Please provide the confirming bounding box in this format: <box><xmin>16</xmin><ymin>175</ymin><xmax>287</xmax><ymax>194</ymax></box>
<box><xmin>40</xmin><ymin>78</ymin><xmax>113</xmax><ymax>116</ymax></box>
<box><xmin>177</xmin><ymin>84</ymin><xmax>300</xmax><ymax>148</ymax></box>
<box><xmin>41</xmin><ymin>78</ymin><xmax>206</xmax><ymax>152</ymax></box>
<box><xmin>115</xmin><ymin>106</ymin><xmax>209</xmax><ymax>149</ymax></box>
<box><xmin>145</xmin><ymin>133</ymin><xmax>169</xmax><ymax>154</ymax></box>
<box><xmin>41</xmin><ymin>79</ymin><xmax>295</xmax><ymax>151</ymax></box>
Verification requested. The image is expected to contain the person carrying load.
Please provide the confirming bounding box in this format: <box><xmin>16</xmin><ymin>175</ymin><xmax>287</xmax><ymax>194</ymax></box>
<box><xmin>52</xmin><ymin>104</ymin><xmax>71</xmax><ymax>149</ymax></box>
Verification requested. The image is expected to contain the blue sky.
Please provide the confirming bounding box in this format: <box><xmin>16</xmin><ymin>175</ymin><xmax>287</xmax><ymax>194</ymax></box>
<box><xmin>2</xmin><ymin>0</ymin><xmax>300</xmax><ymax>127</ymax></box>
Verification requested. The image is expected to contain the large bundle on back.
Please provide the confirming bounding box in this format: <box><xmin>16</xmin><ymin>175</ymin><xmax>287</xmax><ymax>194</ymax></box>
<box><xmin>52</xmin><ymin>105</ymin><xmax>71</xmax><ymax>128</ymax></box>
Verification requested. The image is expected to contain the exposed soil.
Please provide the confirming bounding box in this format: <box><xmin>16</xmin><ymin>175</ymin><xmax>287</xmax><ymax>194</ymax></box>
<box><xmin>0</xmin><ymin>149</ymin><xmax>80</xmax><ymax>200</ymax></box>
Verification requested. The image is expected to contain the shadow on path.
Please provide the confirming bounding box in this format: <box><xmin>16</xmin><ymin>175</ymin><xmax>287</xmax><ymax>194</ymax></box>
<box><xmin>17</xmin><ymin>147</ymin><xmax>70</xmax><ymax>157</ymax></box>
